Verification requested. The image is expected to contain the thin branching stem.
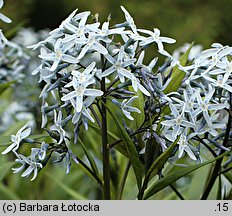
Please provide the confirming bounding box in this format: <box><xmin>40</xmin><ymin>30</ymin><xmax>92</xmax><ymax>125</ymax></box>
<box><xmin>169</xmin><ymin>184</ymin><xmax>185</xmax><ymax>200</ymax></box>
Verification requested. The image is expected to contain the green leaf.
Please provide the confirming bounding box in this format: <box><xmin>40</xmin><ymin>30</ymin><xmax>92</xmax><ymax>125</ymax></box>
<box><xmin>45</xmin><ymin>172</ymin><xmax>87</xmax><ymax>200</ymax></box>
<box><xmin>145</xmin><ymin>136</ymin><xmax>179</xmax><ymax>182</ymax></box>
<box><xmin>0</xmin><ymin>135</ymin><xmax>11</xmax><ymax>147</ymax></box>
<box><xmin>78</xmin><ymin>138</ymin><xmax>99</xmax><ymax>176</ymax></box>
<box><xmin>0</xmin><ymin>183</ymin><xmax>20</xmax><ymax>199</ymax></box>
<box><xmin>0</xmin><ymin>162</ymin><xmax>15</xmax><ymax>182</ymax></box>
<box><xmin>129</xmin><ymin>87</ymin><xmax>145</xmax><ymax>128</ymax></box>
<box><xmin>144</xmin><ymin>138</ymin><xmax>160</xmax><ymax>173</ymax></box>
<box><xmin>144</xmin><ymin>151</ymin><xmax>230</xmax><ymax>199</ymax></box>
<box><xmin>89</xmin><ymin>122</ymin><xmax>120</xmax><ymax>141</ymax></box>
<box><xmin>163</xmin><ymin>43</ymin><xmax>193</xmax><ymax>94</ymax></box>
<box><xmin>0</xmin><ymin>81</ymin><xmax>15</xmax><ymax>95</ymax></box>
<box><xmin>223</xmin><ymin>172</ymin><xmax>232</xmax><ymax>185</ymax></box>
<box><xmin>107</xmin><ymin>106</ymin><xmax>143</xmax><ymax>190</ymax></box>
<box><xmin>29</xmin><ymin>134</ymin><xmax>50</xmax><ymax>140</ymax></box>
<box><xmin>89</xmin><ymin>122</ymin><xmax>128</xmax><ymax>157</ymax></box>
<box><xmin>130</xmin><ymin>88</ymin><xmax>145</xmax><ymax>151</ymax></box>
<box><xmin>138</xmin><ymin>136</ymin><xmax>179</xmax><ymax>199</ymax></box>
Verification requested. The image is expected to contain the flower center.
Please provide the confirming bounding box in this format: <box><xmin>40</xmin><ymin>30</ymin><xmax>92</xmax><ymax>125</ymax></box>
<box><xmin>200</xmin><ymin>103</ymin><xmax>208</xmax><ymax>111</ymax></box>
<box><xmin>77</xmin><ymin>28</ymin><xmax>84</xmax><ymax>36</ymax></box>
<box><xmin>56</xmin><ymin>50</ymin><xmax>63</xmax><ymax>59</ymax></box>
<box><xmin>115</xmin><ymin>61</ymin><xmax>122</xmax><ymax>69</ymax></box>
<box><xmin>78</xmin><ymin>74</ymin><xmax>86</xmax><ymax>83</ymax></box>
<box><xmin>76</xmin><ymin>86</ymin><xmax>85</xmax><ymax>96</ymax></box>
<box><xmin>176</xmin><ymin>115</ymin><xmax>182</xmax><ymax>125</ymax></box>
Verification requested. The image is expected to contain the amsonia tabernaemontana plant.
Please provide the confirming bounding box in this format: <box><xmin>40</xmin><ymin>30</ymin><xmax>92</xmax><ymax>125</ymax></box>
<box><xmin>1</xmin><ymin>0</ymin><xmax>232</xmax><ymax>200</ymax></box>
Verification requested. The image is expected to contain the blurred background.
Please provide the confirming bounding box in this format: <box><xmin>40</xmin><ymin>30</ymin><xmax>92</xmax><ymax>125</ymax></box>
<box><xmin>0</xmin><ymin>0</ymin><xmax>231</xmax><ymax>200</ymax></box>
<box><xmin>1</xmin><ymin>0</ymin><xmax>232</xmax><ymax>49</ymax></box>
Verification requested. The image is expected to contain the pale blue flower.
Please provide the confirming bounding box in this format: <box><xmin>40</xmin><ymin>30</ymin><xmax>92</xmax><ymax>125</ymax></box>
<box><xmin>39</xmin><ymin>39</ymin><xmax>79</xmax><ymax>71</ymax></box>
<box><xmin>62</xmin><ymin>11</ymin><xmax>100</xmax><ymax>46</ymax></box>
<box><xmin>138</xmin><ymin>28</ymin><xmax>176</xmax><ymax>51</ymax></box>
<box><xmin>72</xmin><ymin>97</ymin><xmax>95</xmax><ymax>124</ymax></box>
<box><xmin>162</xmin><ymin>103</ymin><xmax>195</xmax><ymax>138</ymax></box>
<box><xmin>50</xmin><ymin>110</ymin><xmax>66</xmax><ymax>144</ymax></box>
<box><xmin>112</xmin><ymin>96</ymin><xmax>141</xmax><ymax>120</ymax></box>
<box><xmin>193</xmin><ymin>111</ymin><xmax>226</xmax><ymax>137</ymax></box>
<box><xmin>69</xmin><ymin>62</ymin><xmax>96</xmax><ymax>86</ymax></box>
<box><xmin>76</xmin><ymin>33</ymin><xmax>108</xmax><ymax>60</ymax></box>
<box><xmin>0</xmin><ymin>0</ymin><xmax>11</xmax><ymax>23</ymax></box>
<box><xmin>178</xmin><ymin>134</ymin><xmax>197</xmax><ymax>161</ymax></box>
<box><xmin>193</xmin><ymin>85</ymin><xmax>226</xmax><ymax>126</ymax></box>
<box><xmin>61</xmin><ymin>75</ymin><xmax>103</xmax><ymax>112</ymax></box>
<box><xmin>12</xmin><ymin>145</ymin><xmax>45</xmax><ymax>181</ymax></box>
<box><xmin>20</xmin><ymin>151</ymin><xmax>43</xmax><ymax>181</ymax></box>
<box><xmin>120</xmin><ymin>6</ymin><xmax>138</xmax><ymax>34</ymax></box>
<box><xmin>2</xmin><ymin>124</ymin><xmax>31</xmax><ymax>155</ymax></box>
<box><xmin>97</xmin><ymin>22</ymin><xmax>125</xmax><ymax>39</ymax></box>
<box><xmin>202</xmin><ymin>74</ymin><xmax>232</xmax><ymax>93</ymax></box>
<box><xmin>101</xmin><ymin>47</ymin><xmax>135</xmax><ymax>82</ymax></box>
<box><xmin>37</xmin><ymin>142</ymin><xmax>49</xmax><ymax>161</ymax></box>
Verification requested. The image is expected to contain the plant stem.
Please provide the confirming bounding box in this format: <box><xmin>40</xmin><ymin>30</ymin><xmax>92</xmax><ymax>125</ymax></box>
<box><xmin>107</xmin><ymin>127</ymin><xmax>149</xmax><ymax>149</ymax></box>
<box><xmin>74</xmin><ymin>156</ymin><xmax>103</xmax><ymax>186</ymax></box>
<box><xmin>169</xmin><ymin>184</ymin><xmax>185</xmax><ymax>200</ymax></box>
<box><xmin>101</xmin><ymin>77</ymin><xmax>111</xmax><ymax>200</ymax></box>
<box><xmin>117</xmin><ymin>161</ymin><xmax>131</xmax><ymax>200</ymax></box>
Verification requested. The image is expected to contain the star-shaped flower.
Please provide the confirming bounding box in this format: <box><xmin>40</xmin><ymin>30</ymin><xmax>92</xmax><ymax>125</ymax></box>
<box><xmin>138</xmin><ymin>28</ymin><xmax>176</xmax><ymax>51</ymax></box>
<box><xmin>2</xmin><ymin>124</ymin><xmax>31</xmax><ymax>155</ymax></box>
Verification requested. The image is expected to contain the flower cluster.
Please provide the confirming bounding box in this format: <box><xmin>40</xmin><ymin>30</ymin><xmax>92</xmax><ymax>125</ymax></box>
<box><xmin>1</xmin><ymin>124</ymin><xmax>49</xmax><ymax>181</ymax></box>
<box><xmin>0</xmin><ymin>1</ymin><xmax>29</xmax><ymax>84</ymax></box>
<box><xmin>159</xmin><ymin>43</ymin><xmax>231</xmax><ymax>161</ymax></box>
<box><xmin>29</xmin><ymin>6</ymin><xmax>175</xmax><ymax>131</ymax></box>
<box><xmin>1</xmin><ymin>5</ymin><xmax>231</xmax><ymax>182</ymax></box>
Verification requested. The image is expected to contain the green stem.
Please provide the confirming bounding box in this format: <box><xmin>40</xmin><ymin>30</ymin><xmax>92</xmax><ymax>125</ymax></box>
<box><xmin>74</xmin><ymin>156</ymin><xmax>103</xmax><ymax>186</ymax></box>
<box><xmin>117</xmin><ymin>161</ymin><xmax>131</xmax><ymax>200</ymax></box>
<box><xmin>108</xmin><ymin>127</ymin><xmax>149</xmax><ymax>149</ymax></box>
<box><xmin>170</xmin><ymin>184</ymin><xmax>185</xmax><ymax>200</ymax></box>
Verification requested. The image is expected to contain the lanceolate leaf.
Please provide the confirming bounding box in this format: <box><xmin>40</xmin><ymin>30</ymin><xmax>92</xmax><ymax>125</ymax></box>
<box><xmin>138</xmin><ymin>136</ymin><xmax>179</xmax><ymax>199</ymax></box>
<box><xmin>223</xmin><ymin>172</ymin><xmax>232</xmax><ymax>185</ymax></box>
<box><xmin>163</xmin><ymin>43</ymin><xmax>193</xmax><ymax>94</ymax></box>
<box><xmin>107</xmin><ymin>106</ymin><xmax>143</xmax><ymax>190</ymax></box>
<box><xmin>46</xmin><ymin>172</ymin><xmax>87</xmax><ymax>200</ymax></box>
<box><xmin>144</xmin><ymin>151</ymin><xmax>230</xmax><ymax>199</ymax></box>
<box><xmin>129</xmin><ymin>87</ymin><xmax>145</xmax><ymax>128</ymax></box>
<box><xmin>78</xmin><ymin>138</ymin><xmax>99</xmax><ymax>176</ymax></box>
<box><xmin>145</xmin><ymin>136</ymin><xmax>179</xmax><ymax>182</ymax></box>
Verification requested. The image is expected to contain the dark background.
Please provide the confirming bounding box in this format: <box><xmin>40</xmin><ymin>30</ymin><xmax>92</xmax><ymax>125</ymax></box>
<box><xmin>1</xmin><ymin>0</ymin><xmax>232</xmax><ymax>50</ymax></box>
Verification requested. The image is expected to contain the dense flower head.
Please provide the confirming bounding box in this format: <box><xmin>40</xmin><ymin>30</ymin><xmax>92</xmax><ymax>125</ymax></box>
<box><xmin>29</xmin><ymin>6</ymin><xmax>177</xmax><ymax>134</ymax></box>
<box><xmin>1</xmin><ymin>5</ymin><xmax>231</xmax><ymax>183</ymax></box>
